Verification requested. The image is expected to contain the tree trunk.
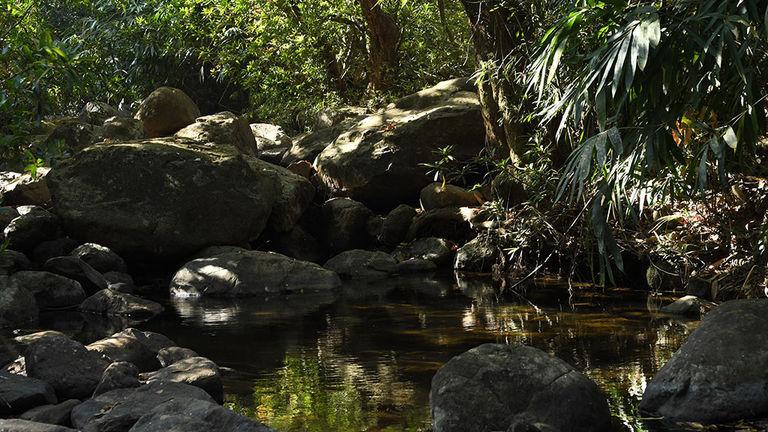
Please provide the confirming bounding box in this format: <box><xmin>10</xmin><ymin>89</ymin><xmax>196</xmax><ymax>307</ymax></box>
<box><xmin>357</xmin><ymin>0</ymin><xmax>401</xmax><ymax>91</ymax></box>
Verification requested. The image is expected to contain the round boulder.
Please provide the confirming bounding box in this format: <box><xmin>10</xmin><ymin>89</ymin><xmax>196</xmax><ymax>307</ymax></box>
<box><xmin>134</xmin><ymin>87</ymin><xmax>200</xmax><ymax>138</ymax></box>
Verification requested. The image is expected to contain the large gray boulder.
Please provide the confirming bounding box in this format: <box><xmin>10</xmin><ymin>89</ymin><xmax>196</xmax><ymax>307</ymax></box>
<box><xmin>140</xmin><ymin>356</ymin><xmax>223</xmax><ymax>403</ymax></box>
<box><xmin>170</xmin><ymin>248</ymin><xmax>341</xmax><ymax>297</ymax></box>
<box><xmin>128</xmin><ymin>398</ymin><xmax>274</xmax><ymax>432</ymax></box>
<box><xmin>640</xmin><ymin>299</ymin><xmax>768</xmax><ymax>423</ymax></box>
<box><xmin>316</xmin><ymin>78</ymin><xmax>486</xmax><ymax>209</ymax></box>
<box><xmin>175</xmin><ymin>112</ymin><xmax>258</xmax><ymax>156</ymax></box>
<box><xmin>87</xmin><ymin>332</ymin><xmax>160</xmax><ymax>372</ymax></box>
<box><xmin>134</xmin><ymin>87</ymin><xmax>200</xmax><ymax>138</ymax></box>
<box><xmin>10</xmin><ymin>271</ymin><xmax>85</xmax><ymax>310</ymax></box>
<box><xmin>430</xmin><ymin>344</ymin><xmax>612</xmax><ymax>432</ymax></box>
<box><xmin>25</xmin><ymin>336</ymin><xmax>109</xmax><ymax>400</ymax></box>
<box><xmin>247</xmin><ymin>158</ymin><xmax>315</xmax><ymax>233</ymax></box>
<box><xmin>92</xmin><ymin>362</ymin><xmax>140</xmax><ymax>396</ymax></box>
<box><xmin>0</xmin><ymin>371</ymin><xmax>57</xmax><ymax>416</ymax></box>
<box><xmin>282</xmin><ymin>118</ymin><xmax>361</xmax><ymax>165</ymax></box>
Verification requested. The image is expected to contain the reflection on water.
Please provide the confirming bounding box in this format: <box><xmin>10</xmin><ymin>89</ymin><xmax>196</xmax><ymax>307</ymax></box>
<box><xmin>133</xmin><ymin>274</ymin><xmax>701</xmax><ymax>432</ymax></box>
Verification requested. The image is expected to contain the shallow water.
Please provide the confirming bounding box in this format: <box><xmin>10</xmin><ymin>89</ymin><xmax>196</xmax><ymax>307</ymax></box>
<box><xmin>134</xmin><ymin>274</ymin><xmax>699</xmax><ymax>432</ymax></box>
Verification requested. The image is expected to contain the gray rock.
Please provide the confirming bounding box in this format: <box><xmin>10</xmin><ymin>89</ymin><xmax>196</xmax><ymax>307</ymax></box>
<box><xmin>13</xmin><ymin>331</ymin><xmax>68</xmax><ymax>346</ymax></box>
<box><xmin>3</xmin><ymin>207</ymin><xmax>58</xmax><ymax>252</ymax></box>
<box><xmin>640</xmin><ymin>299</ymin><xmax>768</xmax><ymax>423</ymax></box>
<box><xmin>43</xmin><ymin>256</ymin><xmax>108</xmax><ymax>295</ymax></box>
<box><xmin>93</xmin><ymin>362</ymin><xmax>140</xmax><ymax>396</ymax></box>
<box><xmin>175</xmin><ymin>111</ymin><xmax>258</xmax><ymax>156</ymax></box>
<box><xmin>140</xmin><ymin>356</ymin><xmax>223</xmax><ymax>403</ymax></box>
<box><xmin>19</xmin><ymin>399</ymin><xmax>80</xmax><ymax>426</ymax></box>
<box><xmin>70</xmin><ymin>243</ymin><xmax>127</xmax><ymax>273</ymax></box>
<box><xmin>394</xmin><ymin>237</ymin><xmax>455</xmax><ymax>266</ymax></box>
<box><xmin>171</xmin><ymin>249</ymin><xmax>341</xmax><ymax>297</ymax></box>
<box><xmin>247</xmin><ymin>157</ymin><xmax>315</xmax><ymax>233</ymax></box>
<box><xmin>114</xmin><ymin>329</ymin><xmax>175</xmax><ymax>354</ymax></box>
<box><xmin>87</xmin><ymin>333</ymin><xmax>159</xmax><ymax>372</ymax></box>
<box><xmin>320</xmin><ymin>198</ymin><xmax>373</xmax><ymax>253</ymax></box>
<box><xmin>379</xmin><ymin>204</ymin><xmax>417</xmax><ymax>246</ymax></box>
<box><xmin>314</xmin><ymin>106</ymin><xmax>367</xmax><ymax>129</ymax></box>
<box><xmin>324</xmin><ymin>250</ymin><xmax>397</xmax><ymax>279</ymax></box>
<box><xmin>10</xmin><ymin>271</ymin><xmax>85</xmax><ymax>310</ymax></box>
<box><xmin>0</xmin><ymin>277</ymin><xmax>38</xmax><ymax>328</ymax></box>
<box><xmin>431</xmin><ymin>344</ymin><xmax>612</xmax><ymax>432</ymax></box>
<box><xmin>0</xmin><ymin>371</ymin><xmax>57</xmax><ymax>416</ymax></box>
<box><xmin>0</xmin><ymin>206</ymin><xmax>19</xmax><ymax>231</ymax></box>
<box><xmin>79</xmin><ymin>102</ymin><xmax>119</xmax><ymax>126</ymax></box>
<box><xmin>134</xmin><ymin>87</ymin><xmax>200</xmax><ymax>138</ymax></box>
<box><xmin>157</xmin><ymin>346</ymin><xmax>198</xmax><ymax>368</ymax></box>
<box><xmin>407</xmin><ymin>208</ymin><xmax>473</xmax><ymax>244</ymax></box>
<box><xmin>0</xmin><ymin>171</ymin><xmax>52</xmax><ymax>208</ymax></box>
<box><xmin>659</xmin><ymin>295</ymin><xmax>716</xmax><ymax>317</ymax></box>
<box><xmin>0</xmin><ymin>250</ymin><xmax>32</xmax><ymax>276</ymax></box>
<box><xmin>79</xmin><ymin>289</ymin><xmax>163</xmax><ymax>318</ymax></box>
<box><xmin>25</xmin><ymin>336</ymin><xmax>109</xmax><ymax>400</ymax></box>
<box><xmin>685</xmin><ymin>277</ymin><xmax>713</xmax><ymax>299</ymax></box>
<box><xmin>102</xmin><ymin>272</ymin><xmax>134</xmax><ymax>287</ymax></box>
<box><xmin>454</xmin><ymin>237</ymin><xmax>500</xmax><ymax>273</ymax></box>
<box><xmin>101</xmin><ymin>117</ymin><xmax>145</xmax><ymax>141</ymax></box>
<box><xmin>282</xmin><ymin>118</ymin><xmax>360</xmax><ymax>165</ymax></box>
<box><xmin>43</xmin><ymin>119</ymin><xmax>101</xmax><ymax>152</ymax></box>
<box><xmin>0</xmin><ymin>419</ymin><xmax>76</xmax><ymax>432</ymax></box>
<box><xmin>128</xmin><ymin>398</ymin><xmax>275</xmax><ymax>432</ymax></box>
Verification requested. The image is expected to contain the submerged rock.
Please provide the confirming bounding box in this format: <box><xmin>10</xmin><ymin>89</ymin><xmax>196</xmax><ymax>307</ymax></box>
<box><xmin>640</xmin><ymin>299</ymin><xmax>768</xmax><ymax>423</ymax></box>
<box><xmin>134</xmin><ymin>87</ymin><xmax>200</xmax><ymax>138</ymax></box>
<box><xmin>79</xmin><ymin>289</ymin><xmax>164</xmax><ymax>319</ymax></box>
<box><xmin>430</xmin><ymin>343</ymin><xmax>612</xmax><ymax>432</ymax></box>
<box><xmin>170</xmin><ymin>249</ymin><xmax>341</xmax><ymax>297</ymax></box>
<box><xmin>324</xmin><ymin>250</ymin><xmax>398</xmax><ymax>279</ymax></box>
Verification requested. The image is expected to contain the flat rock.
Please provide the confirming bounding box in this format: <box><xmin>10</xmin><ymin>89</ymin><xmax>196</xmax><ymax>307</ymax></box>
<box><xmin>140</xmin><ymin>356</ymin><xmax>223</xmax><ymax>403</ymax></box>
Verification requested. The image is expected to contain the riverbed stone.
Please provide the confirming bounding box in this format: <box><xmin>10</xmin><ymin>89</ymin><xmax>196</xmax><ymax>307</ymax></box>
<box><xmin>324</xmin><ymin>250</ymin><xmax>398</xmax><ymax>279</ymax></box>
<box><xmin>430</xmin><ymin>343</ymin><xmax>612</xmax><ymax>432</ymax></box>
<box><xmin>0</xmin><ymin>419</ymin><xmax>77</xmax><ymax>432</ymax></box>
<box><xmin>316</xmin><ymin>78</ymin><xmax>485</xmax><ymax>210</ymax></box>
<box><xmin>0</xmin><ymin>371</ymin><xmax>57</xmax><ymax>416</ymax></box>
<box><xmin>115</xmin><ymin>329</ymin><xmax>175</xmax><ymax>354</ymax></box>
<box><xmin>396</xmin><ymin>258</ymin><xmax>437</xmax><ymax>273</ymax></box>
<box><xmin>247</xmin><ymin>158</ymin><xmax>315</xmax><ymax>233</ymax></box>
<box><xmin>10</xmin><ymin>271</ymin><xmax>85</xmax><ymax>310</ymax></box>
<box><xmin>394</xmin><ymin>237</ymin><xmax>455</xmax><ymax>266</ymax></box>
<box><xmin>87</xmin><ymin>333</ymin><xmax>159</xmax><ymax>372</ymax></box>
<box><xmin>454</xmin><ymin>237</ymin><xmax>500</xmax><ymax>273</ymax></box>
<box><xmin>0</xmin><ymin>277</ymin><xmax>38</xmax><ymax>328</ymax></box>
<box><xmin>659</xmin><ymin>295</ymin><xmax>716</xmax><ymax>317</ymax></box>
<box><xmin>128</xmin><ymin>398</ymin><xmax>275</xmax><ymax>432</ymax></box>
<box><xmin>171</xmin><ymin>249</ymin><xmax>341</xmax><ymax>297</ymax></box>
<box><xmin>134</xmin><ymin>87</ymin><xmax>200</xmax><ymax>138</ymax></box>
<box><xmin>0</xmin><ymin>250</ymin><xmax>32</xmax><ymax>276</ymax></box>
<box><xmin>25</xmin><ymin>335</ymin><xmax>109</xmax><ymax>400</ymax></box>
<box><xmin>140</xmin><ymin>356</ymin><xmax>223</xmax><ymax>403</ymax></box>
<box><xmin>79</xmin><ymin>289</ymin><xmax>164</xmax><ymax>318</ymax></box>
<box><xmin>70</xmin><ymin>243</ymin><xmax>127</xmax><ymax>273</ymax></box>
<box><xmin>175</xmin><ymin>111</ymin><xmax>258</xmax><ymax>156</ymax></box>
<box><xmin>1</xmin><ymin>170</ymin><xmax>52</xmax><ymax>208</ymax></box>
<box><xmin>320</xmin><ymin>198</ymin><xmax>374</xmax><ymax>253</ymax></box>
<box><xmin>640</xmin><ymin>299</ymin><xmax>768</xmax><ymax>423</ymax></box>
<box><xmin>43</xmin><ymin>256</ymin><xmax>108</xmax><ymax>295</ymax></box>
<box><xmin>93</xmin><ymin>361</ymin><xmax>140</xmax><ymax>396</ymax></box>
<box><xmin>19</xmin><ymin>399</ymin><xmax>80</xmax><ymax>426</ymax></box>
<box><xmin>3</xmin><ymin>206</ymin><xmax>59</xmax><ymax>252</ymax></box>
<box><xmin>157</xmin><ymin>346</ymin><xmax>198</xmax><ymax>367</ymax></box>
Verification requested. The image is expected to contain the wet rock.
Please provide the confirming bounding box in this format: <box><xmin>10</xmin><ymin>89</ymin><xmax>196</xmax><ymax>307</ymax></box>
<box><xmin>321</xmin><ymin>198</ymin><xmax>373</xmax><ymax>253</ymax></box>
<box><xmin>134</xmin><ymin>87</ymin><xmax>200</xmax><ymax>138</ymax></box>
<box><xmin>176</xmin><ymin>111</ymin><xmax>258</xmax><ymax>156</ymax></box>
<box><xmin>79</xmin><ymin>289</ymin><xmax>163</xmax><ymax>318</ymax></box>
<box><xmin>31</xmin><ymin>238</ymin><xmax>79</xmax><ymax>266</ymax></box>
<box><xmin>0</xmin><ymin>170</ymin><xmax>52</xmax><ymax>207</ymax></box>
<box><xmin>171</xmin><ymin>249</ymin><xmax>341</xmax><ymax>297</ymax></box>
<box><xmin>92</xmin><ymin>361</ymin><xmax>140</xmax><ymax>396</ymax></box>
<box><xmin>396</xmin><ymin>258</ymin><xmax>437</xmax><ymax>274</ymax></box>
<box><xmin>0</xmin><ymin>419</ymin><xmax>76</xmax><ymax>432</ymax></box>
<box><xmin>43</xmin><ymin>256</ymin><xmax>108</xmax><ymax>295</ymax></box>
<box><xmin>0</xmin><ymin>277</ymin><xmax>38</xmax><ymax>328</ymax></box>
<box><xmin>394</xmin><ymin>237</ymin><xmax>455</xmax><ymax>266</ymax></box>
<box><xmin>407</xmin><ymin>208</ymin><xmax>474</xmax><ymax>244</ymax></box>
<box><xmin>157</xmin><ymin>346</ymin><xmax>198</xmax><ymax>367</ymax></box>
<box><xmin>71</xmin><ymin>381</ymin><xmax>214</xmax><ymax>431</ymax></box>
<box><xmin>140</xmin><ymin>356</ymin><xmax>223</xmax><ymax>403</ymax></box>
<box><xmin>379</xmin><ymin>204</ymin><xmax>417</xmax><ymax>246</ymax></box>
<box><xmin>454</xmin><ymin>237</ymin><xmax>500</xmax><ymax>273</ymax></box>
<box><xmin>101</xmin><ymin>116</ymin><xmax>145</xmax><ymax>141</ymax></box>
<box><xmin>0</xmin><ymin>250</ymin><xmax>32</xmax><ymax>276</ymax></box>
<box><xmin>640</xmin><ymin>299</ymin><xmax>768</xmax><ymax>423</ymax></box>
<box><xmin>47</xmin><ymin>140</ymin><xmax>280</xmax><ymax>261</ymax></box>
<box><xmin>3</xmin><ymin>206</ymin><xmax>59</xmax><ymax>252</ymax></box>
<box><xmin>324</xmin><ymin>250</ymin><xmax>397</xmax><ymax>279</ymax></box>
<box><xmin>19</xmin><ymin>399</ymin><xmax>80</xmax><ymax>426</ymax></box>
<box><xmin>87</xmin><ymin>333</ymin><xmax>159</xmax><ymax>372</ymax></box>
<box><xmin>25</xmin><ymin>335</ymin><xmax>109</xmax><ymax>399</ymax></box>
<box><xmin>316</xmin><ymin>79</ymin><xmax>485</xmax><ymax>209</ymax></box>
<box><xmin>420</xmin><ymin>182</ymin><xmax>481</xmax><ymax>210</ymax></box>
<box><xmin>10</xmin><ymin>271</ymin><xmax>85</xmax><ymax>310</ymax></box>
<box><xmin>0</xmin><ymin>371</ymin><xmax>57</xmax><ymax>416</ymax></box>
<box><xmin>129</xmin><ymin>398</ymin><xmax>275</xmax><ymax>432</ymax></box>
<box><xmin>660</xmin><ymin>295</ymin><xmax>716</xmax><ymax>317</ymax></box>
<box><xmin>430</xmin><ymin>343</ymin><xmax>612</xmax><ymax>432</ymax></box>
<box><xmin>70</xmin><ymin>243</ymin><xmax>127</xmax><ymax>273</ymax></box>
<box><xmin>79</xmin><ymin>102</ymin><xmax>119</xmax><ymax>126</ymax></box>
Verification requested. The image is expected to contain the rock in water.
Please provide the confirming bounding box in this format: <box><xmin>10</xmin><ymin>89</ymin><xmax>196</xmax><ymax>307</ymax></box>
<box><xmin>640</xmin><ymin>299</ymin><xmax>768</xmax><ymax>423</ymax></box>
<box><xmin>324</xmin><ymin>250</ymin><xmax>397</xmax><ymax>279</ymax></box>
<box><xmin>134</xmin><ymin>87</ymin><xmax>200</xmax><ymax>137</ymax></box>
<box><xmin>175</xmin><ymin>111</ymin><xmax>258</xmax><ymax>156</ymax></box>
<box><xmin>25</xmin><ymin>336</ymin><xmax>109</xmax><ymax>400</ymax></box>
<box><xmin>316</xmin><ymin>78</ymin><xmax>485</xmax><ymax>209</ymax></box>
<box><xmin>454</xmin><ymin>237</ymin><xmax>499</xmax><ymax>272</ymax></box>
<box><xmin>140</xmin><ymin>356</ymin><xmax>223</xmax><ymax>403</ymax></box>
<box><xmin>170</xmin><ymin>249</ymin><xmax>341</xmax><ymax>297</ymax></box>
<box><xmin>79</xmin><ymin>289</ymin><xmax>164</xmax><ymax>319</ymax></box>
<box><xmin>430</xmin><ymin>344</ymin><xmax>612</xmax><ymax>432</ymax></box>
<box><xmin>47</xmin><ymin>140</ymin><xmax>278</xmax><ymax>260</ymax></box>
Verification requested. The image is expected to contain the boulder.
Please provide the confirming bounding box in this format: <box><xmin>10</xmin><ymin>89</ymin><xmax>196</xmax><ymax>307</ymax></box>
<box><xmin>379</xmin><ymin>204</ymin><xmax>417</xmax><ymax>246</ymax></box>
<box><xmin>324</xmin><ymin>250</ymin><xmax>397</xmax><ymax>279</ymax></box>
<box><xmin>140</xmin><ymin>356</ymin><xmax>223</xmax><ymax>403</ymax></box>
<box><xmin>0</xmin><ymin>419</ymin><xmax>76</xmax><ymax>432</ymax></box>
<box><xmin>31</xmin><ymin>238</ymin><xmax>79</xmax><ymax>265</ymax></box>
<box><xmin>79</xmin><ymin>289</ymin><xmax>163</xmax><ymax>319</ymax></box>
<box><xmin>320</xmin><ymin>198</ymin><xmax>373</xmax><ymax>253</ymax></box>
<box><xmin>281</xmin><ymin>118</ymin><xmax>359</xmax><ymax>165</ymax></box>
<box><xmin>0</xmin><ymin>371</ymin><xmax>57</xmax><ymax>416</ymax></box>
<box><xmin>13</xmin><ymin>331</ymin><xmax>68</xmax><ymax>346</ymax></box>
<box><xmin>47</xmin><ymin>140</ymin><xmax>278</xmax><ymax>260</ymax></box>
<box><xmin>43</xmin><ymin>256</ymin><xmax>108</xmax><ymax>295</ymax></box>
<box><xmin>134</xmin><ymin>87</ymin><xmax>200</xmax><ymax>138</ymax></box>
<box><xmin>0</xmin><ymin>206</ymin><xmax>19</xmax><ymax>231</ymax></box>
<box><xmin>659</xmin><ymin>295</ymin><xmax>716</xmax><ymax>317</ymax></box>
<box><xmin>430</xmin><ymin>344</ymin><xmax>612</xmax><ymax>432</ymax></box>
<box><xmin>640</xmin><ymin>299</ymin><xmax>768</xmax><ymax>423</ymax></box>
<box><xmin>101</xmin><ymin>116</ymin><xmax>145</xmax><ymax>142</ymax></box>
<box><xmin>3</xmin><ymin>206</ymin><xmax>59</xmax><ymax>252</ymax></box>
<box><xmin>314</xmin><ymin>106</ymin><xmax>367</xmax><ymax>129</ymax></box>
<box><xmin>87</xmin><ymin>333</ymin><xmax>159</xmax><ymax>372</ymax></box>
<box><xmin>0</xmin><ymin>250</ymin><xmax>32</xmax><ymax>276</ymax></box>
<box><xmin>92</xmin><ymin>361</ymin><xmax>140</xmax><ymax>396</ymax></box>
<box><xmin>454</xmin><ymin>237</ymin><xmax>500</xmax><ymax>272</ymax></box>
<box><xmin>170</xmin><ymin>249</ymin><xmax>341</xmax><ymax>297</ymax></box>
<box><xmin>396</xmin><ymin>258</ymin><xmax>437</xmax><ymax>273</ymax></box>
<box><xmin>71</xmin><ymin>381</ymin><xmax>214</xmax><ymax>431</ymax></box>
<box><xmin>251</xmin><ymin>123</ymin><xmax>291</xmax><ymax>163</ymax></box>
<box><xmin>175</xmin><ymin>112</ymin><xmax>258</xmax><ymax>156</ymax></box>
<box><xmin>0</xmin><ymin>277</ymin><xmax>38</xmax><ymax>328</ymax></box>
<box><xmin>316</xmin><ymin>78</ymin><xmax>486</xmax><ymax>209</ymax></box>
<box><xmin>25</xmin><ymin>335</ymin><xmax>109</xmax><ymax>399</ymax></box>
<box><xmin>420</xmin><ymin>182</ymin><xmax>482</xmax><ymax>210</ymax></box>
<box><xmin>685</xmin><ymin>277</ymin><xmax>713</xmax><ymax>299</ymax></box>
<box><xmin>19</xmin><ymin>399</ymin><xmax>80</xmax><ymax>426</ymax></box>
<box><xmin>43</xmin><ymin>119</ymin><xmax>101</xmax><ymax>151</ymax></box>
<box><xmin>10</xmin><ymin>271</ymin><xmax>85</xmax><ymax>310</ymax></box>
<box><xmin>128</xmin><ymin>398</ymin><xmax>275</xmax><ymax>432</ymax></box>
<box><xmin>393</xmin><ymin>237</ymin><xmax>455</xmax><ymax>266</ymax></box>
<box><xmin>79</xmin><ymin>102</ymin><xmax>119</xmax><ymax>126</ymax></box>
<box><xmin>70</xmin><ymin>243</ymin><xmax>127</xmax><ymax>273</ymax></box>
<box><xmin>103</xmin><ymin>272</ymin><xmax>136</xmax><ymax>293</ymax></box>
<box><xmin>407</xmin><ymin>208</ymin><xmax>474</xmax><ymax>244</ymax></box>
<box><xmin>114</xmin><ymin>329</ymin><xmax>175</xmax><ymax>354</ymax></box>
<box><xmin>157</xmin><ymin>347</ymin><xmax>198</xmax><ymax>368</ymax></box>
<box><xmin>247</xmin><ymin>158</ymin><xmax>315</xmax><ymax>233</ymax></box>
<box><xmin>0</xmin><ymin>170</ymin><xmax>51</xmax><ymax>207</ymax></box>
